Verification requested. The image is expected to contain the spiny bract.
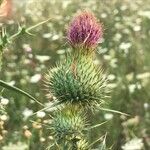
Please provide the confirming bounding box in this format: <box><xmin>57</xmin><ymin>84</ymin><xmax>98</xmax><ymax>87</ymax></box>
<box><xmin>45</xmin><ymin>53</ymin><xmax>108</xmax><ymax>109</ymax></box>
<box><xmin>77</xmin><ymin>139</ymin><xmax>89</xmax><ymax>150</ymax></box>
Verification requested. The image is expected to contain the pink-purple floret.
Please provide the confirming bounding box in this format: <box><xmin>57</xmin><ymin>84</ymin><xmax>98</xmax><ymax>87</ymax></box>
<box><xmin>67</xmin><ymin>11</ymin><xmax>103</xmax><ymax>48</ymax></box>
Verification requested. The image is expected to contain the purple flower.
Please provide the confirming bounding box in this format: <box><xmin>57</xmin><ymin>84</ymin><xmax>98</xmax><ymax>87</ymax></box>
<box><xmin>67</xmin><ymin>11</ymin><xmax>103</xmax><ymax>49</ymax></box>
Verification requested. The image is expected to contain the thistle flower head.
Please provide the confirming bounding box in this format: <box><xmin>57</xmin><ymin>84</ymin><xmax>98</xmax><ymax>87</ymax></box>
<box><xmin>67</xmin><ymin>10</ymin><xmax>103</xmax><ymax>50</ymax></box>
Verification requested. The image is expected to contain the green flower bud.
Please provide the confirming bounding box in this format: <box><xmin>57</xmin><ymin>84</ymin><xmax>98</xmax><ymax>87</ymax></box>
<box><xmin>45</xmin><ymin>53</ymin><xmax>108</xmax><ymax>110</ymax></box>
<box><xmin>50</xmin><ymin>105</ymin><xmax>87</xmax><ymax>140</ymax></box>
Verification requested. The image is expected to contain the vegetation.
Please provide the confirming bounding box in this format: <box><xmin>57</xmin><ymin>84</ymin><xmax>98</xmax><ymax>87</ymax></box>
<box><xmin>0</xmin><ymin>0</ymin><xmax>150</xmax><ymax>149</ymax></box>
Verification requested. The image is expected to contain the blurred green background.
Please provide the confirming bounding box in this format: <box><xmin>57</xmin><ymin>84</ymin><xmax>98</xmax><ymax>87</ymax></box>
<box><xmin>0</xmin><ymin>0</ymin><xmax>150</xmax><ymax>149</ymax></box>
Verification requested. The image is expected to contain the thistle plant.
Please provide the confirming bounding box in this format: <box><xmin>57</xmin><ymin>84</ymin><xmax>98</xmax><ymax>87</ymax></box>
<box><xmin>46</xmin><ymin>10</ymin><xmax>107</xmax><ymax>109</ymax></box>
<box><xmin>0</xmin><ymin>4</ymin><xmax>109</xmax><ymax>148</ymax></box>
<box><xmin>46</xmin><ymin>10</ymin><xmax>108</xmax><ymax>149</ymax></box>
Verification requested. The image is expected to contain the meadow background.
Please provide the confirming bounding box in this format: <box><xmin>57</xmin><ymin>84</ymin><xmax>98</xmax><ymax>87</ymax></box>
<box><xmin>0</xmin><ymin>0</ymin><xmax>150</xmax><ymax>149</ymax></box>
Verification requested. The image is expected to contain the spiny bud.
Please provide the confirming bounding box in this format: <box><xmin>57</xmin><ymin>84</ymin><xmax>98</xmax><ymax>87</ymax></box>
<box><xmin>50</xmin><ymin>105</ymin><xmax>87</xmax><ymax>140</ymax></box>
<box><xmin>77</xmin><ymin>139</ymin><xmax>89</xmax><ymax>150</ymax></box>
<box><xmin>67</xmin><ymin>10</ymin><xmax>103</xmax><ymax>52</ymax></box>
<box><xmin>45</xmin><ymin>54</ymin><xmax>108</xmax><ymax>110</ymax></box>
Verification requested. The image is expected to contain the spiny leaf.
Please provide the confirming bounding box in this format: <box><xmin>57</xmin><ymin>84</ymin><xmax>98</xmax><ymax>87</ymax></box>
<box><xmin>86</xmin><ymin>121</ymin><xmax>108</xmax><ymax>130</ymax></box>
<box><xmin>88</xmin><ymin>134</ymin><xmax>105</xmax><ymax>148</ymax></box>
<box><xmin>100</xmin><ymin>133</ymin><xmax>107</xmax><ymax>150</ymax></box>
<box><xmin>7</xmin><ymin>18</ymin><xmax>51</xmax><ymax>43</ymax></box>
<box><xmin>99</xmin><ymin>107</ymin><xmax>130</xmax><ymax>116</ymax></box>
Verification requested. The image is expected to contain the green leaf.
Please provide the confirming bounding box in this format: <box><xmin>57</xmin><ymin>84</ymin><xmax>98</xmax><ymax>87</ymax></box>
<box><xmin>0</xmin><ymin>80</ymin><xmax>43</xmax><ymax>106</ymax></box>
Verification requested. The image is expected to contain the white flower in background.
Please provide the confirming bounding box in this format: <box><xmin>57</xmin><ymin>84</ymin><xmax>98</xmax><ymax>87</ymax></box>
<box><xmin>144</xmin><ymin>103</ymin><xmax>149</xmax><ymax>110</ymax></box>
<box><xmin>22</xmin><ymin>44</ymin><xmax>32</xmax><ymax>52</ymax></box>
<box><xmin>122</xmin><ymin>138</ymin><xmax>144</xmax><ymax>150</ymax></box>
<box><xmin>115</xmin><ymin>22</ymin><xmax>122</xmax><ymax>29</ymax></box>
<box><xmin>40</xmin><ymin>137</ymin><xmax>46</xmax><ymax>142</ymax></box>
<box><xmin>24</xmin><ymin>59</ymin><xmax>31</xmax><ymax>65</ymax></box>
<box><xmin>93</xmin><ymin>59</ymin><xmax>100</xmax><ymax>65</ymax></box>
<box><xmin>138</xmin><ymin>11</ymin><xmax>150</xmax><ymax>19</ymax></box>
<box><xmin>8</xmin><ymin>81</ymin><xmax>15</xmax><ymax>86</ymax></box>
<box><xmin>28</xmin><ymin>53</ymin><xmax>33</xmax><ymax>59</ymax></box>
<box><xmin>128</xmin><ymin>83</ymin><xmax>141</xmax><ymax>93</ymax></box>
<box><xmin>104</xmin><ymin>113</ymin><xmax>113</xmax><ymax>120</ymax></box>
<box><xmin>0</xmin><ymin>134</ymin><xmax>3</xmax><ymax>141</ymax></box>
<box><xmin>114</xmin><ymin>9</ymin><xmax>119</xmax><ymax>14</ymax></box>
<box><xmin>104</xmin><ymin>55</ymin><xmax>111</xmax><ymax>60</ymax></box>
<box><xmin>107</xmin><ymin>83</ymin><xmax>117</xmax><ymax>89</ymax></box>
<box><xmin>101</xmin><ymin>13</ymin><xmax>107</xmax><ymax>18</ymax></box>
<box><xmin>42</xmin><ymin>33</ymin><xmax>51</xmax><ymax>38</ymax></box>
<box><xmin>136</xmin><ymin>18</ymin><xmax>142</xmax><ymax>24</ymax></box>
<box><xmin>100</xmin><ymin>37</ymin><xmax>105</xmax><ymax>43</ymax></box>
<box><xmin>30</xmin><ymin>74</ymin><xmax>42</xmax><ymax>83</ymax></box>
<box><xmin>0</xmin><ymin>115</ymin><xmax>8</xmax><ymax>121</ymax></box>
<box><xmin>62</xmin><ymin>0</ymin><xmax>71</xmax><ymax>9</ymax></box>
<box><xmin>123</xmin><ymin>29</ymin><xmax>130</xmax><ymax>34</ymax></box>
<box><xmin>114</xmin><ymin>33</ymin><xmax>122</xmax><ymax>41</ymax></box>
<box><xmin>57</xmin><ymin>49</ymin><xmax>65</xmax><ymax>55</ymax></box>
<box><xmin>136</xmin><ymin>72</ymin><xmax>150</xmax><ymax>80</ymax></box>
<box><xmin>0</xmin><ymin>98</ymin><xmax>9</xmax><ymax>105</ymax></box>
<box><xmin>119</xmin><ymin>42</ymin><xmax>132</xmax><ymax>50</ymax></box>
<box><xmin>2</xmin><ymin>142</ymin><xmax>28</xmax><ymax>150</ymax></box>
<box><xmin>126</xmin><ymin>73</ymin><xmax>134</xmax><ymax>82</ymax></box>
<box><xmin>110</xmin><ymin>58</ymin><xmax>118</xmax><ymax>68</ymax></box>
<box><xmin>36</xmin><ymin>55</ymin><xmax>51</xmax><ymax>63</ymax></box>
<box><xmin>22</xmin><ymin>108</ymin><xmax>33</xmax><ymax>120</ymax></box>
<box><xmin>37</xmin><ymin>111</ymin><xmax>46</xmax><ymax>118</ymax></box>
<box><xmin>133</xmin><ymin>25</ymin><xmax>141</xmax><ymax>32</ymax></box>
<box><xmin>115</xmin><ymin>16</ymin><xmax>121</xmax><ymax>21</ymax></box>
<box><xmin>128</xmin><ymin>84</ymin><xmax>136</xmax><ymax>93</ymax></box>
<box><xmin>98</xmin><ymin>48</ymin><xmax>108</xmax><ymax>54</ymax></box>
<box><xmin>52</xmin><ymin>34</ymin><xmax>59</xmax><ymax>40</ymax></box>
<box><xmin>120</xmin><ymin>5</ymin><xmax>127</xmax><ymax>11</ymax></box>
<box><xmin>108</xmin><ymin>74</ymin><xmax>116</xmax><ymax>81</ymax></box>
